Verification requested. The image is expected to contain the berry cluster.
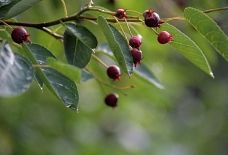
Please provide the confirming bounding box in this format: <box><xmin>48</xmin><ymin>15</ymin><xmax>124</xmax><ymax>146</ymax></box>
<box><xmin>105</xmin><ymin>9</ymin><xmax>174</xmax><ymax>108</ymax></box>
<box><xmin>105</xmin><ymin>65</ymin><xmax>121</xmax><ymax>108</ymax></box>
<box><xmin>129</xmin><ymin>36</ymin><xmax>143</xmax><ymax>67</ymax></box>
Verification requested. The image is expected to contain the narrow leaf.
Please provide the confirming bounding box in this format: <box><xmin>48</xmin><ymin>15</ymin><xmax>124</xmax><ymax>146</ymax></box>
<box><xmin>2</xmin><ymin>0</ymin><xmax>42</xmax><ymax>19</ymax></box>
<box><xmin>0</xmin><ymin>0</ymin><xmax>20</xmax><ymax>19</ymax></box>
<box><xmin>64</xmin><ymin>23</ymin><xmax>98</xmax><ymax>48</ymax></box>
<box><xmin>0</xmin><ymin>41</ymin><xmax>34</xmax><ymax>97</ymax></box>
<box><xmin>97</xmin><ymin>16</ymin><xmax>133</xmax><ymax>76</ymax></box>
<box><xmin>184</xmin><ymin>7</ymin><xmax>228</xmax><ymax>61</ymax></box>
<box><xmin>35</xmin><ymin>73</ymin><xmax>43</xmax><ymax>90</ymax></box>
<box><xmin>22</xmin><ymin>43</ymin><xmax>79</xmax><ymax>111</ymax></box>
<box><xmin>160</xmin><ymin>23</ymin><xmax>213</xmax><ymax>77</ymax></box>
<box><xmin>64</xmin><ymin>29</ymin><xmax>93</xmax><ymax>68</ymax></box>
<box><xmin>46</xmin><ymin>57</ymin><xmax>81</xmax><ymax>84</ymax></box>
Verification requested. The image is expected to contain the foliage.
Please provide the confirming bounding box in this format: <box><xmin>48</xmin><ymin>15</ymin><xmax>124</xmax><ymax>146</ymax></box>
<box><xmin>1</xmin><ymin>0</ymin><xmax>228</xmax><ymax>111</ymax></box>
<box><xmin>1</xmin><ymin>0</ymin><xmax>228</xmax><ymax>155</ymax></box>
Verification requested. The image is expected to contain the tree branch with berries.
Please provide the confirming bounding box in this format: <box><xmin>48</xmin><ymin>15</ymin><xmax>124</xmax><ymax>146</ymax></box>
<box><xmin>0</xmin><ymin>0</ymin><xmax>228</xmax><ymax>110</ymax></box>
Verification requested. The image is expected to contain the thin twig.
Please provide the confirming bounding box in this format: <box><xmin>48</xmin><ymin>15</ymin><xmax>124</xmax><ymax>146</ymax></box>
<box><xmin>114</xmin><ymin>16</ymin><xmax>129</xmax><ymax>41</ymax></box>
<box><xmin>41</xmin><ymin>27</ymin><xmax>63</xmax><ymax>40</ymax></box>
<box><xmin>0</xmin><ymin>20</ymin><xmax>13</xmax><ymax>30</ymax></box>
<box><xmin>125</xmin><ymin>18</ymin><xmax>133</xmax><ymax>37</ymax></box>
<box><xmin>203</xmin><ymin>7</ymin><xmax>228</xmax><ymax>13</ymax></box>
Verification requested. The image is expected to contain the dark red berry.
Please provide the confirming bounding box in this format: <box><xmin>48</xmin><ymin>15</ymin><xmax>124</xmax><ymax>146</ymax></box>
<box><xmin>105</xmin><ymin>93</ymin><xmax>119</xmax><ymax>108</ymax></box>
<box><xmin>11</xmin><ymin>27</ymin><xmax>30</xmax><ymax>44</ymax></box>
<box><xmin>114</xmin><ymin>9</ymin><xmax>128</xmax><ymax>19</ymax></box>
<box><xmin>131</xmin><ymin>48</ymin><xmax>142</xmax><ymax>67</ymax></box>
<box><xmin>129</xmin><ymin>36</ymin><xmax>142</xmax><ymax>49</ymax></box>
<box><xmin>107</xmin><ymin>65</ymin><xmax>121</xmax><ymax>81</ymax></box>
<box><xmin>144</xmin><ymin>10</ymin><xmax>163</xmax><ymax>28</ymax></box>
<box><xmin>157</xmin><ymin>31</ymin><xmax>173</xmax><ymax>44</ymax></box>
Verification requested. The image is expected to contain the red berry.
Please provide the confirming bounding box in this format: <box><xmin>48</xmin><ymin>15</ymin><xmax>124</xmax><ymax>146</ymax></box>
<box><xmin>131</xmin><ymin>48</ymin><xmax>142</xmax><ymax>67</ymax></box>
<box><xmin>105</xmin><ymin>93</ymin><xmax>119</xmax><ymax>108</ymax></box>
<box><xmin>129</xmin><ymin>36</ymin><xmax>142</xmax><ymax>49</ymax></box>
<box><xmin>107</xmin><ymin>65</ymin><xmax>121</xmax><ymax>81</ymax></box>
<box><xmin>114</xmin><ymin>9</ymin><xmax>128</xmax><ymax>19</ymax></box>
<box><xmin>157</xmin><ymin>31</ymin><xmax>173</xmax><ymax>44</ymax></box>
<box><xmin>11</xmin><ymin>27</ymin><xmax>30</xmax><ymax>44</ymax></box>
<box><xmin>144</xmin><ymin>10</ymin><xmax>163</xmax><ymax>28</ymax></box>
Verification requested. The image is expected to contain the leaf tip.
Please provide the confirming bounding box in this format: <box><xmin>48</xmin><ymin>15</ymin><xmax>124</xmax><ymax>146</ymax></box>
<box><xmin>210</xmin><ymin>72</ymin><xmax>215</xmax><ymax>78</ymax></box>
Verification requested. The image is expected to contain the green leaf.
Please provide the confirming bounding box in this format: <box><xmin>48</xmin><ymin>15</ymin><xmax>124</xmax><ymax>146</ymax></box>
<box><xmin>184</xmin><ymin>7</ymin><xmax>228</xmax><ymax>61</ymax></box>
<box><xmin>0</xmin><ymin>41</ymin><xmax>34</xmax><ymax>97</ymax></box>
<box><xmin>64</xmin><ymin>23</ymin><xmax>98</xmax><ymax>49</ymax></box>
<box><xmin>96</xmin><ymin>43</ymin><xmax>163</xmax><ymax>89</ymax></box>
<box><xmin>63</xmin><ymin>29</ymin><xmax>93</xmax><ymax>68</ymax></box>
<box><xmin>134</xmin><ymin>64</ymin><xmax>164</xmax><ymax>89</ymax></box>
<box><xmin>46</xmin><ymin>57</ymin><xmax>81</xmax><ymax>84</ymax></box>
<box><xmin>0</xmin><ymin>0</ymin><xmax>20</xmax><ymax>19</ymax></box>
<box><xmin>22</xmin><ymin>43</ymin><xmax>79</xmax><ymax>111</ymax></box>
<box><xmin>0</xmin><ymin>0</ymin><xmax>42</xmax><ymax>19</ymax></box>
<box><xmin>160</xmin><ymin>23</ymin><xmax>213</xmax><ymax>77</ymax></box>
<box><xmin>97</xmin><ymin>16</ymin><xmax>133</xmax><ymax>76</ymax></box>
<box><xmin>35</xmin><ymin>73</ymin><xmax>43</xmax><ymax>90</ymax></box>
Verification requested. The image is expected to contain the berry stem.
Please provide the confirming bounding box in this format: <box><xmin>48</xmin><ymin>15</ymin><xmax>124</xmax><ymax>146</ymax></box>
<box><xmin>60</xmin><ymin>0</ymin><xmax>68</xmax><ymax>17</ymax></box>
<box><xmin>32</xmin><ymin>64</ymin><xmax>50</xmax><ymax>68</ymax></box>
<box><xmin>203</xmin><ymin>7</ymin><xmax>228</xmax><ymax>13</ymax></box>
<box><xmin>126</xmin><ymin>9</ymin><xmax>142</xmax><ymax>16</ymax></box>
<box><xmin>151</xmin><ymin>28</ymin><xmax>159</xmax><ymax>35</ymax></box>
<box><xmin>0</xmin><ymin>20</ymin><xmax>13</xmax><ymax>30</ymax></box>
<box><xmin>162</xmin><ymin>16</ymin><xmax>185</xmax><ymax>22</ymax></box>
<box><xmin>92</xmin><ymin>54</ymin><xmax>109</xmax><ymax>68</ymax></box>
<box><xmin>124</xmin><ymin>18</ymin><xmax>133</xmax><ymax>37</ymax></box>
<box><xmin>113</xmin><ymin>16</ymin><xmax>128</xmax><ymax>42</ymax></box>
<box><xmin>41</xmin><ymin>27</ymin><xmax>63</xmax><ymax>40</ymax></box>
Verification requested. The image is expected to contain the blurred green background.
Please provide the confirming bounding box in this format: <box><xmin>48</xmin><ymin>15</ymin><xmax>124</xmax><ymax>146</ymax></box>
<box><xmin>1</xmin><ymin>0</ymin><xmax>228</xmax><ymax>154</ymax></box>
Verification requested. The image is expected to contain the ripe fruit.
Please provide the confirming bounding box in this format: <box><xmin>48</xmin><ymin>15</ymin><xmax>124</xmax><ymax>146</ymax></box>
<box><xmin>11</xmin><ymin>27</ymin><xmax>30</xmax><ymax>44</ymax></box>
<box><xmin>105</xmin><ymin>93</ymin><xmax>119</xmax><ymax>108</ymax></box>
<box><xmin>114</xmin><ymin>9</ymin><xmax>128</xmax><ymax>19</ymax></box>
<box><xmin>107</xmin><ymin>65</ymin><xmax>121</xmax><ymax>81</ymax></box>
<box><xmin>131</xmin><ymin>48</ymin><xmax>142</xmax><ymax>67</ymax></box>
<box><xmin>157</xmin><ymin>31</ymin><xmax>173</xmax><ymax>44</ymax></box>
<box><xmin>143</xmin><ymin>10</ymin><xmax>163</xmax><ymax>28</ymax></box>
<box><xmin>129</xmin><ymin>36</ymin><xmax>142</xmax><ymax>49</ymax></box>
